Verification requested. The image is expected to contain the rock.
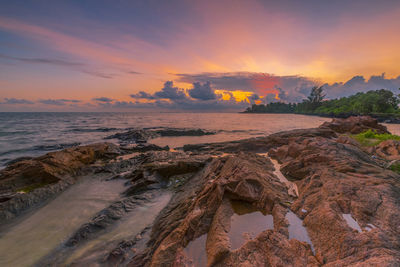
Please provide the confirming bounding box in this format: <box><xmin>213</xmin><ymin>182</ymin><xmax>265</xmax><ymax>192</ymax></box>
<box><xmin>183</xmin><ymin>127</ymin><xmax>337</xmax><ymax>154</ymax></box>
<box><xmin>0</xmin><ymin>143</ymin><xmax>121</xmax><ymax>224</ymax></box>
<box><xmin>154</xmin><ymin>128</ymin><xmax>216</xmax><ymax>137</ymax></box>
<box><xmin>121</xmin><ymin>144</ymin><xmax>169</xmax><ymax>153</ymax></box>
<box><xmin>105</xmin><ymin>129</ymin><xmax>156</xmax><ymax>143</ymax></box>
<box><xmin>4</xmin><ymin>116</ymin><xmax>400</xmax><ymax>266</ymax></box>
<box><xmin>129</xmin><ymin>153</ymin><xmax>301</xmax><ymax>266</ymax></box>
<box><xmin>319</xmin><ymin>116</ymin><xmax>389</xmax><ymax>134</ymax></box>
<box><xmin>5</xmin><ymin>156</ymin><xmax>34</xmax><ymax>166</ymax></box>
<box><xmin>66</xmin><ymin>192</ymin><xmax>156</xmax><ymax>247</ymax></box>
<box><xmin>106</xmin><ymin>128</ymin><xmax>216</xmax><ymax>144</ymax></box>
<box><xmin>0</xmin><ymin>143</ymin><xmax>120</xmax><ymax>192</ymax></box>
<box><xmin>269</xmin><ymin>135</ymin><xmax>400</xmax><ymax>265</ymax></box>
<box><xmin>373</xmin><ymin>140</ymin><xmax>400</xmax><ymax>160</ymax></box>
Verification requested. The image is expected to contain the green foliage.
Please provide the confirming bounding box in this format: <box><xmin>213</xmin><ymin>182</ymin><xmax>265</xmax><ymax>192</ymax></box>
<box><xmin>352</xmin><ymin>129</ymin><xmax>400</xmax><ymax>146</ymax></box>
<box><xmin>244</xmin><ymin>102</ymin><xmax>296</xmax><ymax>113</ymax></box>
<box><xmin>244</xmin><ymin>88</ymin><xmax>400</xmax><ymax>116</ymax></box>
<box><xmin>20</xmin><ymin>182</ymin><xmax>50</xmax><ymax>193</ymax></box>
<box><xmin>390</xmin><ymin>163</ymin><xmax>400</xmax><ymax>174</ymax></box>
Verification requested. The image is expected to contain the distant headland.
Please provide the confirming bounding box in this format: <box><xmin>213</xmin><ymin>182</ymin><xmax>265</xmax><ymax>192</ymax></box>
<box><xmin>243</xmin><ymin>87</ymin><xmax>400</xmax><ymax>123</ymax></box>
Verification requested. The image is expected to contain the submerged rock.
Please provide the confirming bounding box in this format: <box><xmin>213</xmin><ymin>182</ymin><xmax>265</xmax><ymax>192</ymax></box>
<box><xmin>105</xmin><ymin>127</ymin><xmax>216</xmax><ymax>144</ymax></box>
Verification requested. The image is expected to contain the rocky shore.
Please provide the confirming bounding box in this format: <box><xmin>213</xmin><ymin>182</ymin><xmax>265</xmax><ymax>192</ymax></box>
<box><xmin>1</xmin><ymin>116</ymin><xmax>400</xmax><ymax>266</ymax></box>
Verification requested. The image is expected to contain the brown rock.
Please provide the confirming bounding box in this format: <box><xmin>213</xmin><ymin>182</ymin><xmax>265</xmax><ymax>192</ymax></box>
<box><xmin>319</xmin><ymin>116</ymin><xmax>389</xmax><ymax>134</ymax></box>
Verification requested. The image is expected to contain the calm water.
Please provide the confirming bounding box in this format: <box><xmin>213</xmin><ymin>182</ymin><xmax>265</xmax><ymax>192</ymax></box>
<box><xmin>3</xmin><ymin>112</ymin><xmax>392</xmax><ymax>168</ymax></box>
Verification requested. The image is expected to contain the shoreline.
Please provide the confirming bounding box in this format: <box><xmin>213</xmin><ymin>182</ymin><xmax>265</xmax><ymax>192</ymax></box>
<box><xmin>241</xmin><ymin>111</ymin><xmax>400</xmax><ymax>123</ymax></box>
<box><xmin>1</xmin><ymin>116</ymin><xmax>400</xmax><ymax>265</ymax></box>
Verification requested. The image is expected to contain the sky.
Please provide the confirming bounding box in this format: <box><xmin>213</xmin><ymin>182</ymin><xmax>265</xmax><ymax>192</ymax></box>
<box><xmin>0</xmin><ymin>0</ymin><xmax>400</xmax><ymax>111</ymax></box>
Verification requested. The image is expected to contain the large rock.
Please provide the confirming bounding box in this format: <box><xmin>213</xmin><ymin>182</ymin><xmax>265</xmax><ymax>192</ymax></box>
<box><xmin>319</xmin><ymin>116</ymin><xmax>389</xmax><ymax>134</ymax></box>
<box><xmin>106</xmin><ymin>128</ymin><xmax>216</xmax><ymax>144</ymax></box>
<box><xmin>372</xmin><ymin>140</ymin><xmax>400</xmax><ymax>160</ymax></box>
<box><xmin>269</xmin><ymin>134</ymin><xmax>400</xmax><ymax>265</ymax></box>
<box><xmin>0</xmin><ymin>143</ymin><xmax>120</xmax><ymax>193</ymax></box>
<box><xmin>128</xmin><ymin>153</ymin><xmax>314</xmax><ymax>266</ymax></box>
<box><xmin>0</xmin><ymin>143</ymin><xmax>120</xmax><ymax>223</ymax></box>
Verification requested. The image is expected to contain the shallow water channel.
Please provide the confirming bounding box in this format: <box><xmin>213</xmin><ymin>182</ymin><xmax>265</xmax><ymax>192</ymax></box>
<box><xmin>65</xmin><ymin>192</ymin><xmax>172</xmax><ymax>265</ymax></box>
<box><xmin>229</xmin><ymin>200</ymin><xmax>274</xmax><ymax>250</ymax></box>
<box><xmin>0</xmin><ymin>176</ymin><xmax>127</xmax><ymax>267</ymax></box>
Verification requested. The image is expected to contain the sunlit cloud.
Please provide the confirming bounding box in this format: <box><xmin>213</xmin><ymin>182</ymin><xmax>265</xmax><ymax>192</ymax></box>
<box><xmin>0</xmin><ymin>1</ymin><xmax>399</xmax><ymax>111</ymax></box>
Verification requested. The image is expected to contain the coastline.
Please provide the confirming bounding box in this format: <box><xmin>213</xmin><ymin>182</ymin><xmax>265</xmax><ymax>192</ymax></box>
<box><xmin>1</xmin><ymin>116</ymin><xmax>400</xmax><ymax>265</ymax></box>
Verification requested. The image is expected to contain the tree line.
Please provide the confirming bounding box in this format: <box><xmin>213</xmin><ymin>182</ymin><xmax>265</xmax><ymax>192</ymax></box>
<box><xmin>243</xmin><ymin>87</ymin><xmax>400</xmax><ymax>116</ymax></box>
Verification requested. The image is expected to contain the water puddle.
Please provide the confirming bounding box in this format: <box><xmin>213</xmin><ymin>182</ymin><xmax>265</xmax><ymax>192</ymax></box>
<box><xmin>286</xmin><ymin>211</ymin><xmax>315</xmax><ymax>253</ymax></box>
<box><xmin>0</xmin><ymin>177</ymin><xmax>127</xmax><ymax>267</ymax></box>
<box><xmin>258</xmin><ymin>153</ymin><xmax>298</xmax><ymax>197</ymax></box>
<box><xmin>183</xmin><ymin>234</ymin><xmax>207</xmax><ymax>267</ymax></box>
<box><xmin>115</xmin><ymin>152</ymin><xmax>140</xmax><ymax>161</ymax></box>
<box><xmin>229</xmin><ymin>200</ymin><xmax>274</xmax><ymax>250</ymax></box>
<box><xmin>364</xmin><ymin>223</ymin><xmax>376</xmax><ymax>232</ymax></box>
<box><xmin>65</xmin><ymin>192</ymin><xmax>172</xmax><ymax>264</ymax></box>
<box><xmin>342</xmin><ymin>213</ymin><xmax>362</xmax><ymax>233</ymax></box>
<box><xmin>210</xmin><ymin>152</ymin><xmax>232</xmax><ymax>158</ymax></box>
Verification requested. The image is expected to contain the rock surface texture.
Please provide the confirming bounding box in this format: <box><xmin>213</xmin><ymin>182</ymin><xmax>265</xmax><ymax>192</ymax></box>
<box><xmin>1</xmin><ymin>117</ymin><xmax>399</xmax><ymax>266</ymax></box>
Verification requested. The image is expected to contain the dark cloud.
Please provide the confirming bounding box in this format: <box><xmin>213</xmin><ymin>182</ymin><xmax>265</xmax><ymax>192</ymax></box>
<box><xmin>130</xmin><ymin>91</ymin><xmax>156</xmax><ymax>99</ymax></box>
<box><xmin>128</xmin><ymin>80</ymin><xmax>248</xmax><ymax>111</ymax></box>
<box><xmin>0</xmin><ymin>54</ymin><xmax>83</xmax><ymax>67</ymax></box>
<box><xmin>175</xmin><ymin>72</ymin><xmax>316</xmax><ymax>102</ymax></box>
<box><xmin>154</xmin><ymin>81</ymin><xmax>187</xmax><ymax>100</ymax></box>
<box><xmin>39</xmin><ymin>99</ymin><xmax>81</xmax><ymax>105</ymax></box>
<box><xmin>108</xmin><ymin>97</ymin><xmax>247</xmax><ymax>111</ymax></box>
<box><xmin>323</xmin><ymin>73</ymin><xmax>400</xmax><ymax>99</ymax></box>
<box><xmin>92</xmin><ymin>97</ymin><xmax>114</xmax><ymax>103</ymax></box>
<box><xmin>188</xmin><ymin>81</ymin><xmax>217</xmax><ymax>100</ymax></box>
<box><xmin>127</xmin><ymin>71</ymin><xmax>142</xmax><ymax>75</ymax></box>
<box><xmin>82</xmin><ymin>70</ymin><xmax>114</xmax><ymax>79</ymax></box>
<box><xmin>0</xmin><ymin>98</ymin><xmax>34</xmax><ymax>104</ymax></box>
<box><xmin>0</xmin><ymin>54</ymin><xmax>122</xmax><ymax>79</ymax></box>
<box><xmin>175</xmin><ymin>72</ymin><xmax>400</xmax><ymax>103</ymax></box>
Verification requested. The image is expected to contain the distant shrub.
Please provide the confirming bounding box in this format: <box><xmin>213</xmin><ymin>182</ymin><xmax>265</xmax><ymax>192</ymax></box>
<box><xmin>352</xmin><ymin>129</ymin><xmax>400</xmax><ymax>146</ymax></box>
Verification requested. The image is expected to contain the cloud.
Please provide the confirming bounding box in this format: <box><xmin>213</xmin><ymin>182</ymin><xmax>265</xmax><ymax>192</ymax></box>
<box><xmin>0</xmin><ymin>54</ymin><xmax>83</xmax><ymax>67</ymax></box>
<box><xmin>0</xmin><ymin>53</ymin><xmax>118</xmax><ymax>79</ymax></box>
<box><xmin>92</xmin><ymin>97</ymin><xmax>114</xmax><ymax>103</ymax></box>
<box><xmin>82</xmin><ymin>70</ymin><xmax>114</xmax><ymax>79</ymax></box>
<box><xmin>128</xmin><ymin>80</ymin><xmax>249</xmax><ymax>111</ymax></box>
<box><xmin>154</xmin><ymin>81</ymin><xmax>187</xmax><ymax>100</ymax></box>
<box><xmin>127</xmin><ymin>71</ymin><xmax>142</xmax><ymax>75</ymax></box>
<box><xmin>323</xmin><ymin>73</ymin><xmax>400</xmax><ymax>99</ymax></box>
<box><xmin>175</xmin><ymin>72</ymin><xmax>400</xmax><ymax>103</ymax></box>
<box><xmin>130</xmin><ymin>81</ymin><xmax>189</xmax><ymax>101</ymax></box>
<box><xmin>188</xmin><ymin>81</ymin><xmax>218</xmax><ymax>100</ymax></box>
<box><xmin>175</xmin><ymin>72</ymin><xmax>317</xmax><ymax>102</ymax></box>
<box><xmin>0</xmin><ymin>98</ymin><xmax>34</xmax><ymax>104</ymax></box>
<box><xmin>39</xmin><ymin>99</ymin><xmax>81</xmax><ymax>105</ymax></box>
<box><xmin>130</xmin><ymin>91</ymin><xmax>156</xmax><ymax>99</ymax></box>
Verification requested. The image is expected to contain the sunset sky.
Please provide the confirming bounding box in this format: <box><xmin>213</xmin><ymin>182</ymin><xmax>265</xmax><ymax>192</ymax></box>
<box><xmin>1</xmin><ymin>0</ymin><xmax>400</xmax><ymax>111</ymax></box>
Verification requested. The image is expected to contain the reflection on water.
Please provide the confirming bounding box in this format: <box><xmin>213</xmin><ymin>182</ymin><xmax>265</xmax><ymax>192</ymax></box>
<box><xmin>229</xmin><ymin>200</ymin><xmax>274</xmax><ymax>250</ymax></box>
<box><xmin>286</xmin><ymin>211</ymin><xmax>314</xmax><ymax>253</ymax></box>
<box><xmin>269</xmin><ymin>156</ymin><xmax>299</xmax><ymax>197</ymax></box>
<box><xmin>342</xmin><ymin>213</ymin><xmax>362</xmax><ymax>233</ymax></box>
<box><xmin>183</xmin><ymin>234</ymin><xmax>207</xmax><ymax>267</ymax></box>
<box><xmin>0</xmin><ymin>177</ymin><xmax>126</xmax><ymax>267</ymax></box>
<box><xmin>0</xmin><ymin>113</ymin><xmax>330</xmax><ymax>167</ymax></box>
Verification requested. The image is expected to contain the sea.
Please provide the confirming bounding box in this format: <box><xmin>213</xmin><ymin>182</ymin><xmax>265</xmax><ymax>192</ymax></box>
<box><xmin>1</xmin><ymin>112</ymin><xmax>399</xmax><ymax>169</ymax></box>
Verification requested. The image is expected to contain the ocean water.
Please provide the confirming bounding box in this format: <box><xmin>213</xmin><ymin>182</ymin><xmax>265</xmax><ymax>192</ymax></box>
<box><xmin>3</xmin><ymin>112</ymin><xmax>394</xmax><ymax>168</ymax></box>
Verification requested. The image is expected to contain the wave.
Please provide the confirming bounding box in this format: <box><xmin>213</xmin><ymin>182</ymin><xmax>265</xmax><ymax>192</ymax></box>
<box><xmin>66</xmin><ymin>127</ymin><xmax>120</xmax><ymax>133</ymax></box>
<box><xmin>0</xmin><ymin>142</ymin><xmax>81</xmax><ymax>157</ymax></box>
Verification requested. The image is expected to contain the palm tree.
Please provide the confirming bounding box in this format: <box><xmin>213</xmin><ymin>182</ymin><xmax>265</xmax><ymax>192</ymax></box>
<box><xmin>307</xmin><ymin>86</ymin><xmax>325</xmax><ymax>104</ymax></box>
